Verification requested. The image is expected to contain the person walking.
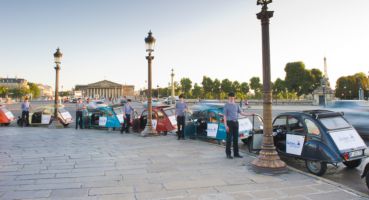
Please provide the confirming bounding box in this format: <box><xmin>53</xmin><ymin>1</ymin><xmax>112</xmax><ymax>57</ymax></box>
<box><xmin>223</xmin><ymin>92</ymin><xmax>249</xmax><ymax>159</ymax></box>
<box><xmin>121</xmin><ymin>99</ymin><xmax>134</xmax><ymax>133</ymax></box>
<box><xmin>175</xmin><ymin>94</ymin><xmax>188</xmax><ymax>140</ymax></box>
<box><xmin>75</xmin><ymin>98</ymin><xmax>85</xmax><ymax>129</ymax></box>
<box><xmin>21</xmin><ymin>97</ymin><xmax>31</xmax><ymax>127</ymax></box>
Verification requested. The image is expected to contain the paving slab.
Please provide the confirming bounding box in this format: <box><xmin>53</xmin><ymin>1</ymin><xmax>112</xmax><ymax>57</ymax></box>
<box><xmin>0</xmin><ymin>127</ymin><xmax>368</xmax><ymax>200</ymax></box>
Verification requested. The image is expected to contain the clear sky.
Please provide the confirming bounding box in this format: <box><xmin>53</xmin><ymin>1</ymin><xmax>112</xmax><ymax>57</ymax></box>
<box><xmin>1</xmin><ymin>0</ymin><xmax>368</xmax><ymax>91</ymax></box>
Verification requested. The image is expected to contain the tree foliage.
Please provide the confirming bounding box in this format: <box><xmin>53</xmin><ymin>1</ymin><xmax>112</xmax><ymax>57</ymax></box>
<box><xmin>335</xmin><ymin>72</ymin><xmax>369</xmax><ymax>99</ymax></box>
<box><xmin>180</xmin><ymin>78</ymin><xmax>192</xmax><ymax>98</ymax></box>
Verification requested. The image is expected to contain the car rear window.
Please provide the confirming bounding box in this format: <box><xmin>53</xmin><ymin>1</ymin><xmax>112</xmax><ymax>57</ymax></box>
<box><xmin>319</xmin><ymin>116</ymin><xmax>351</xmax><ymax>130</ymax></box>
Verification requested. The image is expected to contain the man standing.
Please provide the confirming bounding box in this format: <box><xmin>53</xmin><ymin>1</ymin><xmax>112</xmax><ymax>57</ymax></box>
<box><xmin>75</xmin><ymin>98</ymin><xmax>84</xmax><ymax>129</ymax></box>
<box><xmin>121</xmin><ymin>99</ymin><xmax>134</xmax><ymax>133</ymax></box>
<box><xmin>21</xmin><ymin>97</ymin><xmax>31</xmax><ymax>127</ymax></box>
<box><xmin>175</xmin><ymin>94</ymin><xmax>188</xmax><ymax>140</ymax></box>
<box><xmin>223</xmin><ymin>92</ymin><xmax>248</xmax><ymax>159</ymax></box>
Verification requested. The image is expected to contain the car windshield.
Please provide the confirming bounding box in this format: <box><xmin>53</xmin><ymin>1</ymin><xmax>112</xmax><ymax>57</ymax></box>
<box><xmin>319</xmin><ymin>116</ymin><xmax>351</xmax><ymax>130</ymax></box>
<box><xmin>113</xmin><ymin>107</ymin><xmax>123</xmax><ymax>114</ymax></box>
<box><xmin>164</xmin><ymin>109</ymin><xmax>175</xmax><ymax>116</ymax></box>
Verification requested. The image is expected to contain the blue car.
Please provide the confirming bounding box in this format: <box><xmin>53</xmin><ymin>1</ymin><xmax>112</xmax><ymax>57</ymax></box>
<box><xmin>273</xmin><ymin>110</ymin><xmax>367</xmax><ymax>176</ymax></box>
<box><xmin>85</xmin><ymin>106</ymin><xmax>123</xmax><ymax>130</ymax></box>
<box><xmin>184</xmin><ymin>104</ymin><xmax>263</xmax><ymax>146</ymax></box>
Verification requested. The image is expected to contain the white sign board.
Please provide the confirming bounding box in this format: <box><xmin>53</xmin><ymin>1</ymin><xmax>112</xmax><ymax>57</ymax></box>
<box><xmin>329</xmin><ymin>129</ymin><xmax>367</xmax><ymax>151</ymax></box>
<box><xmin>152</xmin><ymin>119</ymin><xmax>157</xmax><ymax>129</ymax></box>
<box><xmin>5</xmin><ymin>111</ymin><xmax>14</xmax><ymax>119</ymax></box>
<box><xmin>168</xmin><ymin>115</ymin><xmax>177</xmax><ymax>126</ymax></box>
<box><xmin>99</xmin><ymin>117</ymin><xmax>107</xmax><ymax>126</ymax></box>
<box><xmin>61</xmin><ymin>112</ymin><xmax>72</xmax><ymax>120</ymax></box>
<box><xmin>41</xmin><ymin>115</ymin><xmax>51</xmax><ymax>124</ymax></box>
<box><xmin>238</xmin><ymin>118</ymin><xmax>253</xmax><ymax>132</ymax></box>
<box><xmin>207</xmin><ymin>123</ymin><xmax>218</xmax><ymax>138</ymax></box>
<box><xmin>286</xmin><ymin>134</ymin><xmax>305</xmax><ymax>155</ymax></box>
<box><xmin>116</xmin><ymin>114</ymin><xmax>124</xmax><ymax>123</ymax></box>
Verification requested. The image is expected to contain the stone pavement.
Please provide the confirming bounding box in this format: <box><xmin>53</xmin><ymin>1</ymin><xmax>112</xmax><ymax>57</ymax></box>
<box><xmin>0</xmin><ymin>127</ymin><xmax>367</xmax><ymax>200</ymax></box>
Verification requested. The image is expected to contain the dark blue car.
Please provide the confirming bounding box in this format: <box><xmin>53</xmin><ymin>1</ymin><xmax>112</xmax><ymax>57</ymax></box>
<box><xmin>273</xmin><ymin>110</ymin><xmax>367</xmax><ymax>176</ymax></box>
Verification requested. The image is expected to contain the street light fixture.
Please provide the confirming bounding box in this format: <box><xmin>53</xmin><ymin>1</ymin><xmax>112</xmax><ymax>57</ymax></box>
<box><xmin>49</xmin><ymin>48</ymin><xmax>63</xmax><ymax>128</ymax></box>
<box><xmin>251</xmin><ymin>0</ymin><xmax>287</xmax><ymax>172</ymax></box>
<box><xmin>141</xmin><ymin>31</ymin><xmax>158</xmax><ymax>136</ymax></box>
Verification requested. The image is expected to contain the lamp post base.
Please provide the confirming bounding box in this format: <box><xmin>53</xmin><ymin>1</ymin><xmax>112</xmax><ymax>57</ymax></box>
<box><xmin>251</xmin><ymin>147</ymin><xmax>287</xmax><ymax>174</ymax></box>
<box><xmin>140</xmin><ymin>125</ymin><xmax>158</xmax><ymax>137</ymax></box>
<box><xmin>48</xmin><ymin>120</ymin><xmax>64</xmax><ymax>129</ymax></box>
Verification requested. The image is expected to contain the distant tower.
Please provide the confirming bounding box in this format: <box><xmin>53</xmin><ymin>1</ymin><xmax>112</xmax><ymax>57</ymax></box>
<box><xmin>323</xmin><ymin>57</ymin><xmax>330</xmax><ymax>87</ymax></box>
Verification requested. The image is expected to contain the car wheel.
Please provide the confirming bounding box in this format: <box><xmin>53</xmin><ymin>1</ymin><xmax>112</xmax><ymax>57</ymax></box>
<box><xmin>63</xmin><ymin>123</ymin><xmax>69</xmax><ymax>128</ymax></box>
<box><xmin>305</xmin><ymin>160</ymin><xmax>327</xmax><ymax>176</ymax></box>
<box><xmin>3</xmin><ymin>123</ymin><xmax>10</xmax><ymax>126</ymax></box>
<box><xmin>343</xmin><ymin>159</ymin><xmax>362</xmax><ymax>168</ymax></box>
<box><xmin>163</xmin><ymin>131</ymin><xmax>168</xmax><ymax>135</ymax></box>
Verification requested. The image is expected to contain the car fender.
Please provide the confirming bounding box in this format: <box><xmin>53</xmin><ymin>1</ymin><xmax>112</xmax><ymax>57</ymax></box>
<box><xmin>302</xmin><ymin>140</ymin><xmax>342</xmax><ymax>163</ymax></box>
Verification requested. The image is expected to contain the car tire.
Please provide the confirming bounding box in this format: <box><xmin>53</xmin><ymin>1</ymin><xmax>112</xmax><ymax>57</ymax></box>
<box><xmin>305</xmin><ymin>160</ymin><xmax>327</xmax><ymax>176</ymax></box>
<box><xmin>343</xmin><ymin>159</ymin><xmax>362</xmax><ymax>168</ymax></box>
<box><xmin>163</xmin><ymin>131</ymin><xmax>168</xmax><ymax>135</ymax></box>
<box><xmin>366</xmin><ymin>173</ymin><xmax>369</xmax><ymax>190</ymax></box>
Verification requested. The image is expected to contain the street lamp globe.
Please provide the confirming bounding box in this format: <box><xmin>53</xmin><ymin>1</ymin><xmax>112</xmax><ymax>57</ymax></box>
<box><xmin>54</xmin><ymin>48</ymin><xmax>63</xmax><ymax>64</ymax></box>
<box><xmin>145</xmin><ymin>31</ymin><xmax>156</xmax><ymax>53</ymax></box>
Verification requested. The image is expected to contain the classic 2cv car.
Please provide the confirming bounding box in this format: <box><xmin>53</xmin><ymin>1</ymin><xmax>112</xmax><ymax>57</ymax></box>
<box><xmin>17</xmin><ymin>104</ymin><xmax>72</xmax><ymax>127</ymax></box>
<box><xmin>184</xmin><ymin>104</ymin><xmax>264</xmax><ymax>147</ymax></box>
<box><xmin>133</xmin><ymin>105</ymin><xmax>177</xmax><ymax>135</ymax></box>
<box><xmin>273</xmin><ymin>110</ymin><xmax>367</xmax><ymax>176</ymax></box>
<box><xmin>0</xmin><ymin>105</ymin><xmax>16</xmax><ymax>126</ymax></box>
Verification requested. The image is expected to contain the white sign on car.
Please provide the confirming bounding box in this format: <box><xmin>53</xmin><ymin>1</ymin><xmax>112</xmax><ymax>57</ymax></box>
<box><xmin>286</xmin><ymin>134</ymin><xmax>305</xmax><ymax>155</ymax></box>
<box><xmin>329</xmin><ymin>129</ymin><xmax>367</xmax><ymax>151</ymax></box>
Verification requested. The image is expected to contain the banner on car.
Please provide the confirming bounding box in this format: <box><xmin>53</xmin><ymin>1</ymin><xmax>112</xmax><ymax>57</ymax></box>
<box><xmin>286</xmin><ymin>134</ymin><xmax>305</xmax><ymax>155</ymax></box>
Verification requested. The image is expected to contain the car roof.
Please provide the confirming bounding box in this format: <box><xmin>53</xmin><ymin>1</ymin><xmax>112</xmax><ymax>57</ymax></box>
<box><xmin>277</xmin><ymin>110</ymin><xmax>343</xmax><ymax>119</ymax></box>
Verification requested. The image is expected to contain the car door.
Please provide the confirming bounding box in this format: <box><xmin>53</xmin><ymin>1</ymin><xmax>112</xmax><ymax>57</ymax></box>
<box><xmin>302</xmin><ymin>117</ymin><xmax>321</xmax><ymax>159</ymax></box>
<box><xmin>285</xmin><ymin>116</ymin><xmax>306</xmax><ymax>157</ymax></box>
<box><xmin>273</xmin><ymin>115</ymin><xmax>288</xmax><ymax>152</ymax></box>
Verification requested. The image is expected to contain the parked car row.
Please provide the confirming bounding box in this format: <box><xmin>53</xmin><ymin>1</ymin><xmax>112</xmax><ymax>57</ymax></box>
<box><xmin>2</xmin><ymin>101</ymin><xmax>369</xmax><ymax>190</ymax></box>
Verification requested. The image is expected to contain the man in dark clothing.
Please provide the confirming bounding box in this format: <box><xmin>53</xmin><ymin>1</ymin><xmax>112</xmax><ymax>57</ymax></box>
<box><xmin>75</xmin><ymin>98</ymin><xmax>85</xmax><ymax>129</ymax></box>
<box><xmin>21</xmin><ymin>97</ymin><xmax>31</xmax><ymax>127</ymax></box>
<box><xmin>223</xmin><ymin>92</ymin><xmax>248</xmax><ymax>159</ymax></box>
<box><xmin>175</xmin><ymin>94</ymin><xmax>188</xmax><ymax>140</ymax></box>
<box><xmin>121</xmin><ymin>99</ymin><xmax>134</xmax><ymax>133</ymax></box>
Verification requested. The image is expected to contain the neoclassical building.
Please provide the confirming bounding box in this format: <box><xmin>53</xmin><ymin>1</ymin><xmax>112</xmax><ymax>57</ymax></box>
<box><xmin>75</xmin><ymin>80</ymin><xmax>134</xmax><ymax>98</ymax></box>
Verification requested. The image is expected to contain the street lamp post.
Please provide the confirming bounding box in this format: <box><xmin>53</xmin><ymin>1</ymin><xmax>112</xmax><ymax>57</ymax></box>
<box><xmin>141</xmin><ymin>31</ymin><xmax>158</xmax><ymax>136</ymax></box>
<box><xmin>49</xmin><ymin>48</ymin><xmax>63</xmax><ymax>128</ymax></box>
<box><xmin>171</xmin><ymin>69</ymin><xmax>175</xmax><ymax>104</ymax></box>
<box><xmin>252</xmin><ymin>0</ymin><xmax>286</xmax><ymax>172</ymax></box>
<box><xmin>157</xmin><ymin>85</ymin><xmax>160</xmax><ymax>99</ymax></box>
<box><xmin>344</xmin><ymin>86</ymin><xmax>347</xmax><ymax>99</ymax></box>
<box><xmin>321</xmin><ymin>78</ymin><xmax>326</xmax><ymax>107</ymax></box>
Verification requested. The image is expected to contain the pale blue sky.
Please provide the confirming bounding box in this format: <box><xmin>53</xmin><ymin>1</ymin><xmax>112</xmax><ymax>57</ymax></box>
<box><xmin>1</xmin><ymin>0</ymin><xmax>368</xmax><ymax>91</ymax></box>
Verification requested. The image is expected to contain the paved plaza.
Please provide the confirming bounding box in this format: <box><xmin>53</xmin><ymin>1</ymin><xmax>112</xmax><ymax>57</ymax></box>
<box><xmin>0</xmin><ymin>127</ymin><xmax>368</xmax><ymax>200</ymax></box>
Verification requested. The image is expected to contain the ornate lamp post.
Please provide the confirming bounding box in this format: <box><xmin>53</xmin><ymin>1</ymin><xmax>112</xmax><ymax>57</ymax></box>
<box><xmin>344</xmin><ymin>86</ymin><xmax>347</xmax><ymax>99</ymax></box>
<box><xmin>49</xmin><ymin>48</ymin><xmax>63</xmax><ymax>128</ymax></box>
<box><xmin>171</xmin><ymin>69</ymin><xmax>175</xmax><ymax>104</ymax></box>
<box><xmin>251</xmin><ymin>0</ymin><xmax>286</xmax><ymax>172</ymax></box>
<box><xmin>157</xmin><ymin>85</ymin><xmax>160</xmax><ymax>99</ymax></box>
<box><xmin>141</xmin><ymin>31</ymin><xmax>158</xmax><ymax>136</ymax></box>
<box><xmin>321</xmin><ymin>78</ymin><xmax>326</xmax><ymax>107</ymax></box>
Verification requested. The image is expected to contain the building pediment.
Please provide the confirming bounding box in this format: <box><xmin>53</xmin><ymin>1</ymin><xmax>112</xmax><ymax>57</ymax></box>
<box><xmin>87</xmin><ymin>80</ymin><xmax>122</xmax><ymax>88</ymax></box>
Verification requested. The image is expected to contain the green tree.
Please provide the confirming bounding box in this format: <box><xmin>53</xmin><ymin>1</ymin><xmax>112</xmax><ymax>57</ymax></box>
<box><xmin>240</xmin><ymin>82</ymin><xmax>250</xmax><ymax>97</ymax></box>
<box><xmin>28</xmin><ymin>82</ymin><xmax>41</xmax><ymax>99</ymax></box>
<box><xmin>335</xmin><ymin>72</ymin><xmax>369</xmax><ymax>99</ymax></box>
<box><xmin>284</xmin><ymin>62</ymin><xmax>323</xmax><ymax>98</ymax></box>
<box><xmin>221</xmin><ymin>79</ymin><xmax>233</xmax><ymax>97</ymax></box>
<box><xmin>201</xmin><ymin>76</ymin><xmax>213</xmax><ymax>99</ymax></box>
<box><xmin>249</xmin><ymin>77</ymin><xmax>262</xmax><ymax>98</ymax></box>
<box><xmin>192</xmin><ymin>83</ymin><xmax>202</xmax><ymax>99</ymax></box>
<box><xmin>212</xmin><ymin>79</ymin><xmax>221</xmax><ymax>99</ymax></box>
<box><xmin>0</xmin><ymin>86</ymin><xmax>9</xmax><ymax>97</ymax></box>
<box><xmin>9</xmin><ymin>87</ymin><xmax>29</xmax><ymax>100</ymax></box>
<box><xmin>180</xmin><ymin>78</ymin><xmax>192</xmax><ymax>98</ymax></box>
<box><xmin>272</xmin><ymin>78</ymin><xmax>285</xmax><ymax>98</ymax></box>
